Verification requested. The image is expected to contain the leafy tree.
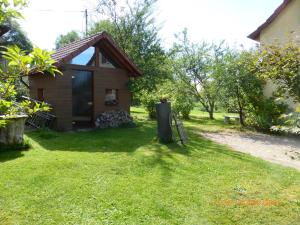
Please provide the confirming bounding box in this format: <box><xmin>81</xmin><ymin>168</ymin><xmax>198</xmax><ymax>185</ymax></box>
<box><xmin>0</xmin><ymin>19</ymin><xmax>32</xmax><ymax>52</ymax></box>
<box><xmin>140</xmin><ymin>79</ymin><xmax>195</xmax><ymax>119</ymax></box>
<box><xmin>0</xmin><ymin>0</ymin><xmax>27</xmax><ymax>24</ymax></box>
<box><xmin>258</xmin><ymin>42</ymin><xmax>300</xmax><ymax>103</ymax></box>
<box><xmin>217</xmin><ymin>49</ymin><xmax>263</xmax><ymax>126</ymax></box>
<box><xmin>218</xmin><ymin>49</ymin><xmax>287</xmax><ymax>129</ymax></box>
<box><xmin>256</xmin><ymin>41</ymin><xmax>300</xmax><ymax>133</ymax></box>
<box><xmin>172</xmin><ymin>30</ymin><xmax>225</xmax><ymax>119</ymax></box>
<box><xmin>91</xmin><ymin>0</ymin><xmax>171</xmax><ymax>96</ymax></box>
<box><xmin>0</xmin><ymin>46</ymin><xmax>61</xmax><ymax>127</ymax></box>
<box><xmin>0</xmin><ymin>1</ymin><xmax>61</xmax><ymax>130</ymax></box>
<box><xmin>160</xmin><ymin>80</ymin><xmax>195</xmax><ymax>119</ymax></box>
<box><xmin>55</xmin><ymin>31</ymin><xmax>81</xmax><ymax>49</ymax></box>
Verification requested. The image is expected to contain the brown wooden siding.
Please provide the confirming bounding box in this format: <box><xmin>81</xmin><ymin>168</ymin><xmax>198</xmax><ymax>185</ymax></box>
<box><xmin>29</xmin><ymin>65</ymin><xmax>131</xmax><ymax>131</ymax></box>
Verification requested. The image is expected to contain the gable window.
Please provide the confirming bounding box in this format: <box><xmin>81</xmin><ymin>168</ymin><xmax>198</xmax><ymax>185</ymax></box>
<box><xmin>105</xmin><ymin>89</ymin><xmax>118</xmax><ymax>106</ymax></box>
<box><xmin>37</xmin><ymin>88</ymin><xmax>44</xmax><ymax>101</ymax></box>
<box><xmin>70</xmin><ymin>47</ymin><xmax>95</xmax><ymax>66</ymax></box>
<box><xmin>99</xmin><ymin>52</ymin><xmax>115</xmax><ymax>68</ymax></box>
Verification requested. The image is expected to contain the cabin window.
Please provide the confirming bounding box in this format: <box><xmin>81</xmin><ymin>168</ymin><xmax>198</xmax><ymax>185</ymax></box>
<box><xmin>37</xmin><ymin>88</ymin><xmax>44</xmax><ymax>101</ymax></box>
<box><xmin>99</xmin><ymin>52</ymin><xmax>115</xmax><ymax>68</ymax></box>
<box><xmin>70</xmin><ymin>47</ymin><xmax>95</xmax><ymax>65</ymax></box>
<box><xmin>105</xmin><ymin>89</ymin><xmax>118</xmax><ymax>106</ymax></box>
<box><xmin>102</xmin><ymin>54</ymin><xmax>109</xmax><ymax>64</ymax></box>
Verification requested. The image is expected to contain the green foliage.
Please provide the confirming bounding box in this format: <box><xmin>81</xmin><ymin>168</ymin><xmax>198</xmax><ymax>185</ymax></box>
<box><xmin>140</xmin><ymin>80</ymin><xmax>195</xmax><ymax>119</ymax></box>
<box><xmin>55</xmin><ymin>30</ymin><xmax>81</xmax><ymax>49</ymax></box>
<box><xmin>217</xmin><ymin>49</ymin><xmax>264</xmax><ymax>126</ymax></box>
<box><xmin>258</xmin><ymin>42</ymin><xmax>300</xmax><ymax>103</ymax></box>
<box><xmin>172</xmin><ymin>29</ymin><xmax>225</xmax><ymax>119</ymax></box>
<box><xmin>0</xmin><ymin>0</ymin><xmax>27</xmax><ymax>23</ymax></box>
<box><xmin>0</xmin><ymin>46</ymin><xmax>61</xmax><ymax>127</ymax></box>
<box><xmin>140</xmin><ymin>91</ymin><xmax>158</xmax><ymax>119</ymax></box>
<box><xmin>0</xmin><ymin>19</ymin><xmax>33</xmax><ymax>52</ymax></box>
<box><xmin>91</xmin><ymin>0</ymin><xmax>171</xmax><ymax>96</ymax></box>
<box><xmin>270</xmin><ymin>105</ymin><xmax>300</xmax><ymax>135</ymax></box>
<box><xmin>246</xmin><ymin>97</ymin><xmax>288</xmax><ymax>132</ymax></box>
<box><xmin>217</xmin><ymin>48</ymin><xmax>288</xmax><ymax>130</ymax></box>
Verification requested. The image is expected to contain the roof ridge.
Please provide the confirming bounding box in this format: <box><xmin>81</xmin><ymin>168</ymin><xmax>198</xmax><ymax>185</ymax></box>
<box><xmin>55</xmin><ymin>32</ymin><xmax>103</xmax><ymax>51</ymax></box>
<box><xmin>51</xmin><ymin>31</ymin><xmax>142</xmax><ymax>76</ymax></box>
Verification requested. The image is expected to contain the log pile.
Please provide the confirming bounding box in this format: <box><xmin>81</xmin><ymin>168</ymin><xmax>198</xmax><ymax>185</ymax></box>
<box><xmin>95</xmin><ymin>110</ymin><xmax>134</xmax><ymax>129</ymax></box>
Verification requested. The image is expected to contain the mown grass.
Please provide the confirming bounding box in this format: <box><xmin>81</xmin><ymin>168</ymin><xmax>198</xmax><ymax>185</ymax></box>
<box><xmin>187</xmin><ymin>107</ymin><xmax>254</xmax><ymax>133</ymax></box>
<box><xmin>0</xmin><ymin>107</ymin><xmax>299</xmax><ymax>225</ymax></box>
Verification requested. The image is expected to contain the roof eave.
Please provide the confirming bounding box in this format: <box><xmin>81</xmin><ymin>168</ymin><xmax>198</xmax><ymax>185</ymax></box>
<box><xmin>52</xmin><ymin>32</ymin><xmax>142</xmax><ymax>77</ymax></box>
<box><xmin>247</xmin><ymin>0</ymin><xmax>292</xmax><ymax>42</ymax></box>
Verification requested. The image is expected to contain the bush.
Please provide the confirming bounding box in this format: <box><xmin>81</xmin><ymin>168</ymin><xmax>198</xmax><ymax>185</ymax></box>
<box><xmin>270</xmin><ymin>104</ymin><xmax>300</xmax><ymax>135</ymax></box>
<box><xmin>140</xmin><ymin>81</ymin><xmax>195</xmax><ymax>120</ymax></box>
<box><xmin>140</xmin><ymin>92</ymin><xmax>159</xmax><ymax>119</ymax></box>
<box><xmin>171</xmin><ymin>89</ymin><xmax>195</xmax><ymax>119</ymax></box>
<box><xmin>246</xmin><ymin>97</ymin><xmax>288</xmax><ymax>132</ymax></box>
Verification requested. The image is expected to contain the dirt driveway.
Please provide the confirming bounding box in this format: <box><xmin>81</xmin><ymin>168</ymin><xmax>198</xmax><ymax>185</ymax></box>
<box><xmin>200</xmin><ymin>132</ymin><xmax>300</xmax><ymax>171</ymax></box>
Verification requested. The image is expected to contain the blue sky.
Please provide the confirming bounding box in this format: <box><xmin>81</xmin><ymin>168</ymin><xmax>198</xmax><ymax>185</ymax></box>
<box><xmin>20</xmin><ymin>0</ymin><xmax>283</xmax><ymax>50</ymax></box>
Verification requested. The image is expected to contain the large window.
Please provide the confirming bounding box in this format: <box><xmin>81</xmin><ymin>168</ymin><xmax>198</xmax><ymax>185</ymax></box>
<box><xmin>105</xmin><ymin>89</ymin><xmax>118</xmax><ymax>106</ymax></box>
<box><xmin>70</xmin><ymin>47</ymin><xmax>95</xmax><ymax>65</ymax></box>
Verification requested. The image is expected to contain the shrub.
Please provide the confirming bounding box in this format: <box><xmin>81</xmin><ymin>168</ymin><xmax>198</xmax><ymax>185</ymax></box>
<box><xmin>140</xmin><ymin>81</ymin><xmax>195</xmax><ymax>120</ymax></box>
<box><xmin>171</xmin><ymin>88</ymin><xmax>195</xmax><ymax>119</ymax></box>
<box><xmin>140</xmin><ymin>91</ymin><xmax>159</xmax><ymax>119</ymax></box>
<box><xmin>246</xmin><ymin>97</ymin><xmax>288</xmax><ymax>132</ymax></box>
<box><xmin>270</xmin><ymin>104</ymin><xmax>300</xmax><ymax>135</ymax></box>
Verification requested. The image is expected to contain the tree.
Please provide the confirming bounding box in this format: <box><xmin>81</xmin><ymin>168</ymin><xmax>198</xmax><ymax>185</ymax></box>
<box><xmin>140</xmin><ymin>79</ymin><xmax>195</xmax><ymax>119</ymax></box>
<box><xmin>0</xmin><ymin>46</ymin><xmax>61</xmax><ymax>128</ymax></box>
<box><xmin>256</xmin><ymin>42</ymin><xmax>300</xmax><ymax>133</ymax></box>
<box><xmin>0</xmin><ymin>0</ymin><xmax>61</xmax><ymax>131</ymax></box>
<box><xmin>172</xmin><ymin>30</ymin><xmax>224</xmax><ymax>119</ymax></box>
<box><xmin>91</xmin><ymin>0</ymin><xmax>171</xmax><ymax>96</ymax></box>
<box><xmin>0</xmin><ymin>19</ymin><xmax>32</xmax><ymax>52</ymax></box>
<box><xmin>0</xmin><ymin>0</ymin><xmax>27</xmax><ymax>24</ymax></box>
<box><xmin>258</xmin><ymin>42</ymin><xmax>300</xmax><ymax>103</ymax></box>
<box><xmin>217</xmin><ymin>49</ymin><xmax>263</xmax><ymax>126</ymax></box>
<box><xmin>55</xmin><ymin>31</ymin><xmax>81</xmax><ymax>49</ymax></box>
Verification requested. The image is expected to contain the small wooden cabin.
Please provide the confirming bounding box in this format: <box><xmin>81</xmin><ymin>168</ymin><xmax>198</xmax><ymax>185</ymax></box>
<box><xmin>29</xmin><ymin>32</ymin><xmax>142</xmax><ymax>131</ymax></box>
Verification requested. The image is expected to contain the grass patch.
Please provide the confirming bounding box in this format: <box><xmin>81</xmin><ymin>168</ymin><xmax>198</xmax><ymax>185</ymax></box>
<box><xmin>0</xmin><ymin>107</ymin><xmax>299</xmax><ymax>224</ymax></box>
<box><xmin>187</xmin><ymin>107</ymin><xmax>254</xmax><ymax>133</ymax></box>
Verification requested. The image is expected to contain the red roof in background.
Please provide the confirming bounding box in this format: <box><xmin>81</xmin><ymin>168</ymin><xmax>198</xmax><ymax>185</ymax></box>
<box><xmin>52</xmin><ymin>32</ymin><xmax>142</xmax><ymax>76</ymax></box>
<box><xmin>248</xmin><ymin>0</ymin><xmax>292</xmax><ymax>41</ymax></box>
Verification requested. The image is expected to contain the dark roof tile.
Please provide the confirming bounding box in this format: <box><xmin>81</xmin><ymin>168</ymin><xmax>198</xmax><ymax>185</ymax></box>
<box><xmin>52</xmin><ymin>32</ymin><xmax>142</xmax><ymax>76</ymax></box>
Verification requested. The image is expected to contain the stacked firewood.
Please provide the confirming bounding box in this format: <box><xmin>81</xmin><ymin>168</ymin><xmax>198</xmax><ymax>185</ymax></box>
<box><xmin>95</xmin><ymin>110</ymin><xmax>134</xmax><ymax>129</ymax></box>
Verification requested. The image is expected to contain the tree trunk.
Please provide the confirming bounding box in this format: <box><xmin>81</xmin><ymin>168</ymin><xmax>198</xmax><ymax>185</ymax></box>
<box><xmin>239</xmin><ymin>109</ymin><xmax>245</xmax><ymax>126</ymax></box>
<box><xmin>208</xmin><ymin>109</ymin><xmax>214</xmax><ymax>120</ymax></box>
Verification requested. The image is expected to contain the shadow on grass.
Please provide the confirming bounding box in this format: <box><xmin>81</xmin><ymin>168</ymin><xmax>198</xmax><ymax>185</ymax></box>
<box><xmin>0</xmin><ymin>150</ymin><xmax>24</xmax><ymax>163</ymax></box>
<box><xmin>25</xmin><ymin>119</ymin><xmax>264</xmax><ymax>173</ymax></box>
<box><xmin>0</xmin><ymin>142</ymin><xmax>29</xmax><ymax>163</ymax></box>
<box><xmin>26</xmin><ymin>121</ymin><xmax>189</xmax><ymax>155</ymax></box>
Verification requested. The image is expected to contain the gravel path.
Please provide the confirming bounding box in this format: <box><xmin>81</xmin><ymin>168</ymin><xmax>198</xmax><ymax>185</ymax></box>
<box><xmin>200</xmin><ymin>132</ymin><xmax>300</xmax><ymax>171</ymax></box>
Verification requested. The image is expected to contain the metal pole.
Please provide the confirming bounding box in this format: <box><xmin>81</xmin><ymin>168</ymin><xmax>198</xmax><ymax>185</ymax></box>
<box><xmin>85</xmin><ymin>9</ymin><xmax>88</xmax><ymax>36</ymax></box>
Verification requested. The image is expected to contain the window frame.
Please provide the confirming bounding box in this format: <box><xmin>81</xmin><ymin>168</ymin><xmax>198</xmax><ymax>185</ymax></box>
<box><xmin>104</xmin><ymin>88</ymin><xmax>119</xmax><ymax>106</ymax></box>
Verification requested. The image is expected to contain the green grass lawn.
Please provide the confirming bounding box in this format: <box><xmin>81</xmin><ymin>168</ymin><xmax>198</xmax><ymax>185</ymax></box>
<box><xmin>0</xmin><ymin>107</ymin><xmax>299</xmax><ymax>225</ymax></box>
<box><xmin>187</xmin><ymin>107</ymin><xmax>251</xmax><ymax>133</ymax></box>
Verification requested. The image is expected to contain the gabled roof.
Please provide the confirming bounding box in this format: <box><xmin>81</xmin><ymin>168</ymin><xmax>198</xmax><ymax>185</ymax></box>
<box><xmin>52</xmin><ymin>32</ymin><xmax>142</xmax><ymax>76</ymax></box>
<box><xmin>248</xmin><ymin>0</ymin><xmax>292</xmax><ymax>41</ymax></box>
